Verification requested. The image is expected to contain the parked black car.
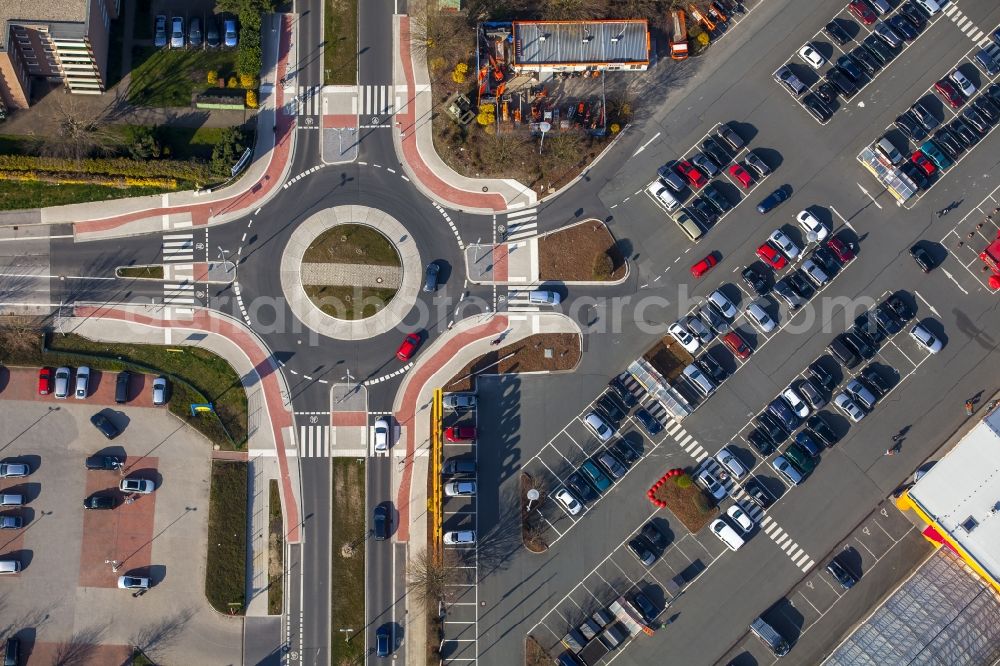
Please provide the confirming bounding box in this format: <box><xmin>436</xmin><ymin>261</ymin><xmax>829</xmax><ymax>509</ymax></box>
<box><xmin>85</xmin><ymin>455</ymin><xmax>123</xmax><ymax>471</ymax></box>
<box><xmin>90</xmin><ymin>412</ymin><xmax>121</xmax><ymax>439</ymax></box>
<box><xmin>824</xmin><ymin>20</ymin><xmax>852</xmax><ymax>46</ymax></box>
<box><xmin>807</xmin><ymin>413</ymin><xmax>839</xmax><ymax>446</ymax></box>
<box><xmin>741</xmin><ymin>264</ymin><xmax>770</xmax><ymax>296</ymax></box>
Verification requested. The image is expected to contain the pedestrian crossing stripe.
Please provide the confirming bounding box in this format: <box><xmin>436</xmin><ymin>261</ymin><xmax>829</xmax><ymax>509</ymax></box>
<box><xmin>355</xmin><ymin>85</ymin><xmax>397</xmax><ymax>116</ymax></box>
<box><xmin>503</xmin><ymin>207</ymin><xmax>538</xmax><ymax>241</ymax></box>
<box><xmin>505</xmin><ymin>289</ymin><xmax>541</xmax><ymax>312</ymax></box>
<box><xmin>162</xmin><ymin>233</ymin><xmax>194</xmax><ymax>263</ymax></box>
<box><xmin>295</xmin><ymin>85</ymin><xmax>322</xmax><ymax>116</ymax></box>
<box><xmin>299</xmin><ymin>425</ymin><xmax>330</xmax><ymax>458</ymax></box>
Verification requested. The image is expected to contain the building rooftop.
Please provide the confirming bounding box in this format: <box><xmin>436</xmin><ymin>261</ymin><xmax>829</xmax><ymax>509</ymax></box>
<box><xmin>0</xmin><ymin>0</ymin><xmax>89</xmax><ymax>50</ymax></box>
<box><xmin>907</xmin><ymin>407</ymin><xmax>1000</xmax><ymax>584</ymax></box>
<box><xmin>512</xmin><ymin>20</ymin><xmax>649</xmax><ymax>67</ymax></box>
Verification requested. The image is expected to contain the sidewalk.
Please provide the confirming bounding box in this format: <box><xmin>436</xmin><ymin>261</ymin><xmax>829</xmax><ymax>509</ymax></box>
<box><xmin>0</xmin><ymin>14</ymin><xmax>297</xmax><ymax>240</ymax></box>
<box><xmin>392</xmin><ymin>15</ymin><xmax>536</xmax><ymax>215</ymax></box>
<box><xmin>55</xmin><ymin>304</ymin><xmax>302</xmax><ymax>620</ymax></box>
<box><xmin>390</xmin><ymin>311</ymin><xmax>580</xmax><ymax>666</ymax></box>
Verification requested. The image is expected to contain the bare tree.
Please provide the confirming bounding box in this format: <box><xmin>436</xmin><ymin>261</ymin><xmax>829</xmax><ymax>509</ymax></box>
<box><xmin>130</xmin><ymin>608</ymin><xmax>195</xmax><ymax>660</ymax></box>
<box><xmin>408</xmin><ymin>548</ymin><xmax>462</xmax><ymax>609</ymax></box>
<box><xmin>0</xmin><ymin>315</ymin><xmax>44</xmax><ymax>362</ymax></box>
<box><xmin>42</xmin><ymin>97</ymin><xmax>118</xmax><ymax>161</ymax></box>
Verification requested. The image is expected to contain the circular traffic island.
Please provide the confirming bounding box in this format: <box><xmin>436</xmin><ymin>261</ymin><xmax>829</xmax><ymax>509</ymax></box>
<box><xmin>280</xmin><ymin>206</ymin><xmax>422</xmax><ymax>341</ymax></box>
<box><xmin>300</xmin><ymin>224</ymin><xmax>402</xmax><ymax>321</ymax></box>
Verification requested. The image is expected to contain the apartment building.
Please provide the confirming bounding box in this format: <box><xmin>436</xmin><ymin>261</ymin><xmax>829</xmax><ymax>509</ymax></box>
<box><xmin>0</xmin><ymin>0</ymin><xmax>120</xmax><ymax>112</ymax></box>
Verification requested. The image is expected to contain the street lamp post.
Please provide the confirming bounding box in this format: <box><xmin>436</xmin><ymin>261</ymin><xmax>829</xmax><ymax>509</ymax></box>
<box><xmin>339</xmin><ymin>628</ymin><xmax>353</xmax><ymax>642</ymax></box>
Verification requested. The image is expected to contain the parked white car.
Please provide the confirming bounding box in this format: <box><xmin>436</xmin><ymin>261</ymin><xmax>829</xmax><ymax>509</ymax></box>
<box><xmin>669</xmin><ymin>322</ymin><xmax>700</xmax><ymax>354</ymax></box>
<box><xmin>796</xmin><ymin>210</ymin><xmax>828</xmax><ymax>241</ymax></box>
<box><xmin>716</xmin><ymin>446</ymin><xmax>747</xmax><ymax>480</ymax></box>
<box><xmin>798</xmin><ymin>43</ymin><xmax>827</xmax><ymax>69</ymax></box>
<box><xmin>726</xmin><ymin>505</ymin><xmax>755</xmax><ymax>534</ymax></box>
<box><xmin>75</xmin><ymin>366</ymin><xmax>90</xmax><ymax>399</ymax></box>
<box><xmin>583</xmin><ymin>411</ymin><xmax>615</xmax><ymax>443</ymax></box>
<box><xmin>910</xmin><ymin>323</ymin><xmax>942</xmax><ymax>353</ymax></box>
<box><xmin>443</xmin><ymin>530</ymin><xmax>476</xmax><ymax>545</ymax></box>
<box><xmin>555</xmin><ymin>488</ymin><xmax>582</xmax><ymax>516</ymax></box>
<box><xmin>834</xmin><ymin>392</ymin><xmax>866</xmax><ymax>423</ymax></box>
<box><xmin>781</xmin><ymin>386</ymin><xmax>810</xmax><ymax>419</ymax></box>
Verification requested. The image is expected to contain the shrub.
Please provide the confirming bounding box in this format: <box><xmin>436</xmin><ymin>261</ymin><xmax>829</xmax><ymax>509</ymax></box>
<box><xmin>210</xmin><ymin>126</ymin><xmax>248</xmax><ymax>176</ymax></box>
<box><xmin>676</xmin><ymin>474</ymin><xmax>692</xmax><ymax>489</ymax></box>
<box><xmin>429</xmin><ymin>56</ymin><xmax>446</xmax><ymax>71</ymax></box>
<box><xmin>475</xmin><ymin>110</ymin><xmax>494</xmax><ymax>126</ymax></box>
<box><xmin>592</xmin><ymin>253</ymin><xmax>613</xmax><ymax>280</ymax></box>
<box><xmin>610</xmin><ymin>123</ymin><xmax>621</xmax><ymax>134</ymax></box>
<box><xmin>455</xmin><ymin>62</ymin><xmax>468</xmax><ymax>74</ymax></box>
<box><xmin>227</xmin><ymin>76</ymin><xmax>238</xmax><ymax>88</ymax></box>
<box><xmin>207</xmin><ymin>69</ymin><xmax>218</xmax><ymax>84</ymax></box>
<box><xmin>245</xmin><ymin>90</ymin><xmax>258</xmax><ymax>108</ymax></box>
<box><xmin>451</xmin><ymin>69</ymin><xmax>466</xmax><ymax>84</ymax></box>
<box><xmin>123</xmin><ymin>125</ymin><xmax>162</xmax><ymax>160</ymax></box>
<box><xmin>239</xmin><ymin>72</ymin><xmax>255</xmax><ymax>89</ymax></box>
<box><xmin>697</xmin><ymin>32</ymin><xmax>710</xmax><ymax>47</ymax></box>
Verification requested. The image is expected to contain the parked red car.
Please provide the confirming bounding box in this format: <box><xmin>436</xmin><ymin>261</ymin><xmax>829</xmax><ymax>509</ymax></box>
<box><xmin>756</xmin><ymin>241</ymin><xmax>788</xmax><ymax>270</ymax></box>
<box><xmin>934</xmin><ymin>80</ymin><xmax>964</xmax><ymax>109</ymax></box>
<box><xmin>675</xmin><ymin>160</ymin><xmax>707</xmax><ymax>189</ymax></box>
<box><xmin>729</xmin><ymin>164</ymin><xmax>753</xmax><ymax>189</ymax></box>
<box><xmin>38</xmin><ymin>367</ymin><xmax>53</xmax><ymax>395</ymax></box>
<box><xmin>827</xmin><ymin>236</ymin><xmax>856</xmax><ymax>263</ymax></box>
<box><xmin>722</xmin><ymin>331</ymin><xmax>753</xmax><ymax>360</ymax></box>
<box><xmin>910</xmin><ymin>150</ymin><xmax>936</xmax><ymax>176</ymax></box>
<box><xmin>690</xmin><ymin>253</ymin><xmax>718</xmax><ymax>277</ymax></box>
<box><xmin>848</xmin><ymin>0</ymin><xmax>876</xmax><ymax>25</ymax></box>
<box><xmin>444</xmin><ymin>426</ymin><xmax>476</xmax><ymax>443</ymax></box>
<box><xmin>396</xmin><ymin>333</ymin><xmax>421</xmax><ymax>361</ymax></box>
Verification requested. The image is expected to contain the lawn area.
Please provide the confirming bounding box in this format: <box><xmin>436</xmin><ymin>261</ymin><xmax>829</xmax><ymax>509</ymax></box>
<box><xmin>206</xmin><ymin>460</ymin><xmax>248</xmax><ymax>614</ymax></box>
<box><xmin>0</xmin><ymin>180</ymin><xmax>169</xmax><ymax>212</ymax></box>
<box><xmin>128</xmin><ymin>47</ymin><xmax>238</xmax><ymax>107</ymax></box>
<box><xmin>324</xmin><ymin>0</ymin><xmax>358</xmax><ymax>85</ymax></box>
<box><xmin>155</xmin><ymin>126</ymin><xmax>227</xmax><ymax>160</ymax></box>
<box><xmin>116</xmin><ymin>265</ymin><xmax>164</xmax><ymax>279</ymax></box>
<box><xmin>268</xmin><ymin>479</ymin><xmax>284</xmax><ymax>615</ymax></box>
<box><xmin>330</xmin><ymin>458</ymin><xmax>366</xmax><ymax>665</ymax></box>
<box><xmin>303</xmin><ymin>285</ymin><xmax>398</xmax><ymax>321</ymax></box>
<box><xmin>303</xmin><ymin>224</ymin><xmax>401</xmax><ymax>265</ymax></box>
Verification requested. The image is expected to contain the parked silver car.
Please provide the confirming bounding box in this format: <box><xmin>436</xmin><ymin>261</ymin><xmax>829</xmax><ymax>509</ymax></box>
<box><xmin>170</xmin><ymin>16</ymin><xmax>185</xmax><ymax>48</ymax></box>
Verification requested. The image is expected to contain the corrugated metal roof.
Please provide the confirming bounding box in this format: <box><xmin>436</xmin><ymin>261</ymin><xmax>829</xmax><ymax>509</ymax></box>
<box><xmin>513</xmin><ymin>20</ymin><xmax>648</xmax><ymax>67</ymax></box>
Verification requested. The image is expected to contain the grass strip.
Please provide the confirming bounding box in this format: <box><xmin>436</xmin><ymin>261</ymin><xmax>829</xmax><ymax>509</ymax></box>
<box><xmin>303</xmin><ymin>285</ymin><xmax>398</xmax><ymax>320</ymax></box>
<box><xmin>324</xmin><ymin>0</ymin><xmax>358</xmax><ymax>85</ymax></box>
<box><xmin>268</xmin><ymin>479</ymin><xmax>284</xmax><ymax>615</ymax></box>
<box><xmin>206</xmin><ymin>461</ymin><xmax>248</xmax><ymax>614</ymax></box>
<box><xmin>116</xmin><ymin>265</ymin><xmax>164</xmax><ymax>279</ymax></box>
<box><xmin>302</xmin><ymin>224</ymin><xmax>401</xmax><ymax>265</ymax></box>
<box><xmin>330</xmin><ymin>458</ymin><xmax>366</xmax><ymax>665</ymax></box>
<box><xmin>0</xmin><ymin>181</ymin><xmax>168</xmax><ymax>212</ymax></box>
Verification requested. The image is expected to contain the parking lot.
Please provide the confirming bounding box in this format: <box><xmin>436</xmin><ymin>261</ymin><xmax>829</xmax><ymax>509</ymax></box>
<box><xmin>720</xmin><ymin>499</ymin><xmax>930</xmax><ymax>665</ymax></box>
<box><xmin>0</xmin><ymin>368</ymin><xmax>241</xmax><ymax>664</ymax></box>
<box><xmin>150</xmin><ymin>0</ymin><xmax>237</xmax><ymax>50</ymax></box>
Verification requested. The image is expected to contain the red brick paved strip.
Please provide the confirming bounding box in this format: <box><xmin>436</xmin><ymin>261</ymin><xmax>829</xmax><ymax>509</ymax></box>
<box><xmin>397</xmin><ymin>17</ymin><xmax>507</xmax><ymax>213</ymax></box>
<box><xmin>324</xmin><ymin>114</ymin><xmax>359</xmax><ymax>129</ymax></box>
<box><xmin>2</xmin><ymin>367</ymin><xmax>156</xmax><ymax>407</ymax></box>
<box><xmin>74</xmin><ymin>15</ymin><xmax>295</xmax><ymax>235</ymax></box>
<box><xmin>393</xmin><ymin>316</ymin><xmax>509</xmax><ymax>541</ymax></box>
<box><xmin>78</xmin><ymin>460</ymin><xmax>158</xmax><ymax>588</ymax></box>
<box><xmin>71</xmin><ymin>307</ymin><xmax>301</xmax><ymax>543</ymax></box>
<box><xmin>493</xmin><ymin>244</ymin><xmax>509</xmax><ymax>282</ymax></box>
<box><xmin>212</xmin><ymin>450</ymin><xmax>250</xmax><ymax>461</ymax></box>
<box><xmin>331</xmin><ymin>412</ymin><xmax>367</xmax><ymax>426</ymax></box>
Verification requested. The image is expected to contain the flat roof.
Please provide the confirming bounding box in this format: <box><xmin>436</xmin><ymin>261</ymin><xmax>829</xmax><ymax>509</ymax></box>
<box><xmin>512</xmin><ymin>20</ymin><xmax>649</xmax><ymax>67</ymax></box>
<box><xmin>908</xmin><ymin>408</ymin><xmax>1000</xmax><ymax>583</ymax></box>
<box><xmin>1</xmin><ymin>0</ymin><xmax>89</xmax><ymax>50</ymax></box>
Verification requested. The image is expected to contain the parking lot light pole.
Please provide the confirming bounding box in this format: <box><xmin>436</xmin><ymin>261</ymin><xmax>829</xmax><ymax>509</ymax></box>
<box><xmin>339</xmin><ymin>628</ymin><xmax>353</xmax><ymax>642</ymax></box>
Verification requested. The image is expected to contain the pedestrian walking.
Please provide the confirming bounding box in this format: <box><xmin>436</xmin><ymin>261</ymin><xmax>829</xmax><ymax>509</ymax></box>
<box><xmin>966</xmin><ymin>400</ymin><xmax>975</xmax><ymax>415</ymax></box>
<box><xmin>884</xmin><ymin>447</ymin><xmax>897</xmax><ymax>456</ymax></box>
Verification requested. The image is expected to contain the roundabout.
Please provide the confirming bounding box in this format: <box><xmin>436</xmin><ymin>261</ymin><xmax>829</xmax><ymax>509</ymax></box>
<box><xmin>279</xmin><ymin>205</ymin><xmax>423</xmax><ymax>340</ymax></box>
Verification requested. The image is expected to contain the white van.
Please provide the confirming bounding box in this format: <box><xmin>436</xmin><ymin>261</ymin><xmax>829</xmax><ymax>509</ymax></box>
<box><xmin>913</xmin><ymin>0</ymin><xmax>941</xmax><ymax>15</ymax></box>
<box><xmin>0</xmin><ymin>559</ymin><xmax>21</xmax><ymax>574</ymax></box>
<box><xmin>646</xmin><ymin>182</ymin><xmax>680</xmax><ymax>212</ymax></box>
<box><xmin>710</xmin><ymin>518</ymin><xmax>746</xmax><ymax>551</ymax></box>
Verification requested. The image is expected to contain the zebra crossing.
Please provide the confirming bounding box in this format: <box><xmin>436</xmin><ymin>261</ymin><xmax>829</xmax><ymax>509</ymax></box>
<box><xmin>761</xmin><ymin>514</ymin><xmax>815</xmax><ymax>572</ymax></box>
<box><xmin>501</xmin><ymin>207</ymin><xmax>539</xmax><ymax>241</ymax></box>
<box><xmin>356</xmin><ymin>84</ymin><xmax>398</xmax><ymax>118</ymax></box>
<box><xmin>505</xmin><ymin>288</ymin><xmax>540</xmax><ymax>312</ymax></box>
<box><xmin>298</xmin><ymin>425</ymin><xmax>331</xmax><ymax>458</ymax></box>
<box><xmin>944</xmin><ymin>4</ymin><xmax>991</xmax><ymax>46</ymax></box>
<box><xmin>161</xmin><ymin>233</ymin><xmax>196</xmax><ymax>313</ymax></box>
<box><xmin>293</xmin><ymin>85</ymin><xmax>322</xmax><ymax>117</ymax></box>
<box><xmin>162</xmin><ymin>233</ymin><xmax>194</xmax><ymax>262</ymax></box>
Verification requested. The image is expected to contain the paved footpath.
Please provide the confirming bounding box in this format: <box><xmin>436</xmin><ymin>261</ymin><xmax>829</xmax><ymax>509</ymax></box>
<box><xmin>0</xmin><ymin>13</ymin><xmax>298</xmax><ymax>239</ymax></box>
<box><xmin>393</xmin><ymin>15</ymin><xmax>536</xmax><ymax>215</ymax></box>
